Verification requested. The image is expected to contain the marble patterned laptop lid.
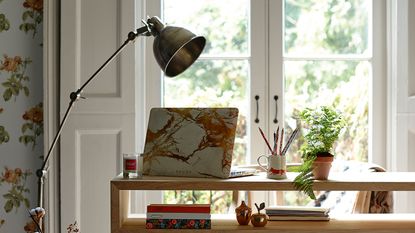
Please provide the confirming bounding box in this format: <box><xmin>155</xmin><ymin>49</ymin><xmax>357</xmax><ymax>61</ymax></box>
<box><xmin>143</xmin><ymin>108</ymin><xmax>239</xmax><ymax>178</ymax></box>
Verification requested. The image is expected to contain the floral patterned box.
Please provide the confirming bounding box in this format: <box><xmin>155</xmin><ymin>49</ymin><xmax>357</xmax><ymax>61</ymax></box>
<box><xmin>145</xmin><ymin>219</ymin><xmax>211</xmax><ymax>229</ymax></box>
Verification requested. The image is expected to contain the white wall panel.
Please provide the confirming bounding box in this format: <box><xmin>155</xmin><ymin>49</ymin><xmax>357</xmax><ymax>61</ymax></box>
<box><xmin>408</xmin><ymin>0</ymin><xmax>415</xmax><ymax>98</ymax></box>
<box><xmin>395</xmin><ymin>0</ymin><xmax>408</xmax><ymax>114</ymax></box>
<box><xmin>61</xmin><ymin>0</ymin><xmax>137</xmax><ymax>114</ymax></box>
<box><xmin>60</xmin><ymin>0</ymin><xmax>138</xmax><ymax>232</ymax></box>
<box><xmin>393</xmin><ymin>114</ymin><xmax>415</xmax><ymax>213</ymax></box>
<box><xmin>61</xmin><ymin>114</ymin><xmax>134</xmax><ymax>232</ymax></box>
<box><xmin>80</xmin><ymin>0</ymin><xmax>120</xmax><ymax>97</ymax></box>
<box><xmin>409</xmin><ymin>127</ymin><xmax>415</xmax><ymax>171</ymax></box>
<box><xmin>388</xmin><ymin>0</ymin><xmax>415</xmax><ymax>213</ymax></box>
<box><xmin>395</xmin><ymin>115</ymin><xmax>409</xmax><ymax>172</ymax></box>
<box><xmin>80</xmin><ymin>131</ymin><xmax>120</xmax><ymax>233</ymax></box>
<box><xmin>408</xmin><ymin>123</ymin><xmax>415</xmax><ymax>211</ymax></box>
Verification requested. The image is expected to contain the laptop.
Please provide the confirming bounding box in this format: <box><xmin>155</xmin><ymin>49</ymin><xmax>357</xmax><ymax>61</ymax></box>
<box><xmin>142</xmin><ymin>108</ymin><xmax>256</xmax><ymax>178</ymax></box>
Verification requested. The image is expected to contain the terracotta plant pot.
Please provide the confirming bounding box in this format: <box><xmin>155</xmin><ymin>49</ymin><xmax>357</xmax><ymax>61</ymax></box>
<box><xmin>312</xmin><ymin>154</ymin><xmax>334</xmax><ymax>180</ymax></box>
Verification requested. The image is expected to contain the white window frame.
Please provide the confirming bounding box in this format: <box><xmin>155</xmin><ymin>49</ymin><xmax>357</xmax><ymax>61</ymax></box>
<box><xmin>44</xmin><ymin>1</ymin><xmax>411</xmax><ymax>230</ymax></box>
<box><xmin>134</xmin><ymin>0</ymin><xmax>387</xmax><ymax>210</ymax></box>
<box><xmin>43</xmin><ymin>0</ymin><xmax>60</xmax><ymax>231</ymax></box>
<box><xmin>43</xmin><ymin>0</ymin><xmax>399</xmax><ymax>231</ymax></box>
<box><xmin>143</xmin><ymin>0</ymin><xmax>387</xmax><ymax>167</ymax></box>
<box><xmin>371</xmin><ymin>0</ymin><xmax>387</xmax><ymax>167</ymax></box>
<box><xmin>269</xmin><ymin>0</ymin><xmax>387</xmax><ymax>166</ymax></box>
<box><xmin>143</xmin><ymin>0</ymin><xmax>272</xmax><ymax>162</ymax></box>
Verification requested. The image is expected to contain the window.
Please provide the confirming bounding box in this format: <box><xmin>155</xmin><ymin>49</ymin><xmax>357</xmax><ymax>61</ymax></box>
<box><xmin>136</xmin><ymin>0</ymin><xmax>384</xmax><ymax>213</ymax></box>
<box><xmin>282</xmin><ymin>0</ymin><xmax>371</xmax><ymax>163</ymax></box>
<box><xmin>163</xmin><ymin>0</ymin><xmax>250</xmax><ymax>166</ymax></box>
<box><xmin>162</xmin><ymin>0</ymin><xmax>250</xmax><ymax>214</ymax></box>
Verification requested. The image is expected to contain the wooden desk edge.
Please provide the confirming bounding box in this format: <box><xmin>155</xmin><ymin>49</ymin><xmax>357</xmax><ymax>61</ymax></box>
<box><xmin>110</xmin><ymin>172</ymin><xmax>415</xmax><ymax>191</ymax></box>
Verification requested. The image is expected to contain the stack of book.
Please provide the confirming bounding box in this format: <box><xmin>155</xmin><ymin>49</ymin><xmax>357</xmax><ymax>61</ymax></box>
<box><xmin>146</xmin><ymin>204</ymin><xmax>211</xmax><ymax>229</ymax></box>
<box><xmin>265</xmin><ymin>206</ymin><xmax>330</xmax><ymax>221</ymax></box>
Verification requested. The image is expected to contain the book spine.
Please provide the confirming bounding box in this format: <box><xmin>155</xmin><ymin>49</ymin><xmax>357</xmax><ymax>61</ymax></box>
<box><xmin>146</xmin><ymin>212</ymin><xmax>211</xmax><ymax>219</ymax></box>
<box><xmin>145</xmin><ymin>219</ymin><xmax>211</xmax><ymax>229</ymax></box>
<box><xmin>147</xmin><ymin>206</ymin><xmax>210</xmax><ymax>213</ymax></box>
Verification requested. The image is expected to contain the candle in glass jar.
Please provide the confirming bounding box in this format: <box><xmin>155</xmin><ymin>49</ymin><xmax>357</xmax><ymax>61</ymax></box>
<box><xmin>123</xmin><ymin>153</ymin><xmax>138</xmax><ymax>178</ymax></box>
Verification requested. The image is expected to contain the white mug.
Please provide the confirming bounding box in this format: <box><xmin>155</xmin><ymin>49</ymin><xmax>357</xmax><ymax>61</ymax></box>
<box><xmin>257</xmin><ymin>155</ymin><xmax>287</xmax><ymax>179</ymax></box>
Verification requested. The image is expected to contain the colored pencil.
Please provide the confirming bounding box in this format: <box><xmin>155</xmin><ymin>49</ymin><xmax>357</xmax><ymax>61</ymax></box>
<box><xmin>281</xmin><ymin>128</ymin><xmax>299</xmax><ymax>156</ymax></box>
<box><xmin>274</xmin><ymin>126</ymin><xmax>280</xmax><ymax>155</ymax></box>
<box><xmin>279</xmin><ymin>128</ymin><xmax>284</xmax><ymax>156</ymax></box>
<box><xmin>258</xmin><ymin>127</ymin><xmax>273</xmax><ymax>153</ymax></box>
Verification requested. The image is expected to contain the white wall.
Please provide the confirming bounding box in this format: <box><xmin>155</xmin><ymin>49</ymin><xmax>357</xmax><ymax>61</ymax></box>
<box><xmin>388</xmin><ymin>0</ymin><xmax>415</xmax><ymax>213</ymax></box>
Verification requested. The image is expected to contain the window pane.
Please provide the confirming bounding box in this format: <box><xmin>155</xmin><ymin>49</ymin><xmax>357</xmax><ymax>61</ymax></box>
<box><xmin>164</xmin><ymin>60</ymin><xmax>249</xmax><ymax>166</ymax></box>
<box><xmin>164</xmin><ymin>0</ymin><xmax>249</xmax><ymax>56</ymax></box>
<box><xmin>283</xmin><ymin>60</ymin><xmax>370</xmax><ymax>162</ymax></box>
<box><xmin>163</xmin><ymin>63</ymin><xmax>249</xmax><ymax>213</ymax></box>
<box><xmin>162</xmin><ymin>0</ymin><xmax>250</xmax><ymax>214</ymax></box>
<box><xmin>284</xmin><ymin>0</ymin><xmax>371</xmax><ymax>56</ymax></box>
<box><xmin>164</xmin><ymin>60</ymin><xmax>248</xmax><ymax>107</ymax></box>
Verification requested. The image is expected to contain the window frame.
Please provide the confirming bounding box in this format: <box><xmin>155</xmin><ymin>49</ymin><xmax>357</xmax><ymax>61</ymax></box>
<box><xmin>138</xmin><ymin>0</ymin><xmax>387</xmax><ymax>210</ymax></box>
<box><xmin>269</xmin><ymin>0</ymin><xmax>386</xmax><ymax>166</ymax></box>
<box><xmin>144</xmin><ymin>0</ymin><xmax>387</xmax><ymax>166</ymax></box>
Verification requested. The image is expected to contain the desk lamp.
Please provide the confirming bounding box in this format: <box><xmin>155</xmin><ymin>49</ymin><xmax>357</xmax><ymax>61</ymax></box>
<box><xmin>32</xmin><ymin>16</ymin><xmax>206</xmax><ymax>233</ymax></box>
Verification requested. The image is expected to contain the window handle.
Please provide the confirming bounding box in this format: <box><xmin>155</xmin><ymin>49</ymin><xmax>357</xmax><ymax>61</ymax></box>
<box><xmin>273</xmin><ymin>95</ymin><xmax>278</xmax><ymax>124</ymax></box>
<box><xmin>255</xmin><ymin>95</ymin><xmax>259</xmax><ymax>123</ymax></box>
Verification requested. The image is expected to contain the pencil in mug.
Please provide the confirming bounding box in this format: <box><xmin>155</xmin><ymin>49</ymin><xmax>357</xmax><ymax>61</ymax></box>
<box><xmin>281</xmin><ymin>128</ymin><xmax>299</xmax><ymax>156</ymax></box>
<box><xmin>274</xmin><ymin>126</ymin><xmax>280</xmax><ymax>155</ymax></box>
<box><xmin>279</xmin><ymin>128</ymin><xmax>284</xmax><ymax>156</ymax></box>
<box><xmin>258</xmin><ymin>127</ymin><xmax>273</xmax><ymax>153</ymax></box>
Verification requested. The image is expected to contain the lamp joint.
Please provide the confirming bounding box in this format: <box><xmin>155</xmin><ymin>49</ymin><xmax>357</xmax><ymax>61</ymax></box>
<box><xmin>36</xmin><ymin>169</ymin><xmax>46</xmax><ymax>179</ymax></box>
<box><xmin>127</xmin><ymin>31</ymin><xmax>138</xmax><ymax>41</ymax></box>
<box><xmin>69</xmin><ymin>90</ymin><xmax>86</xmax><ymax>101</ymax></box>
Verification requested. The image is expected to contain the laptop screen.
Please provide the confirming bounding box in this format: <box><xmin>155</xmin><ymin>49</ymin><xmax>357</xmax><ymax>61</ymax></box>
<box><xmin>143</xmin><ymin>108</ymin><xmax>239</xmax><ymax>178</ymax></box>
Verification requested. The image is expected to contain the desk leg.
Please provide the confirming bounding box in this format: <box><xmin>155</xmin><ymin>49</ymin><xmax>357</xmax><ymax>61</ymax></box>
<box><xmin>111</xmin><ymin>183</ymin><xmax>129</xmax><ymax>233</ymax></box>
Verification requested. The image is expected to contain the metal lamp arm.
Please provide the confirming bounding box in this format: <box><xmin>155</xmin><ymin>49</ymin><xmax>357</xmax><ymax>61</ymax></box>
<box><xmin>36</xmin><ymin>25</ymin><xmax>150</xmax><ymax>209</ymax></box>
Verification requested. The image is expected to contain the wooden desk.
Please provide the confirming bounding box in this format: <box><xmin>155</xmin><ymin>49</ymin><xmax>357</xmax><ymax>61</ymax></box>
<box><xmin>111</xmin><ymin>172</ymin><xmax>415</xmax><ymax>233</ymax></box>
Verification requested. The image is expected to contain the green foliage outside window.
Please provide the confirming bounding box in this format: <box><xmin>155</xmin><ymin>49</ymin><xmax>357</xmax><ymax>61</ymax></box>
<box><xmin>161</xmin><ymin>0</ymin><xmax>370</xmax><ymax>213</ymax></box>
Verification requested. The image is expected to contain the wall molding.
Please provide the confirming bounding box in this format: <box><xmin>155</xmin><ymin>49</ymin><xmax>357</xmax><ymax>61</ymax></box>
<box><xmin>43</xmin><ymin>0</ymin><xmax>60</xmax><ymax>232</ymax></box>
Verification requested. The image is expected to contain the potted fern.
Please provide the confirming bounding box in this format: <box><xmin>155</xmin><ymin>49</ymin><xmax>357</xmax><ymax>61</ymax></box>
<box><xmin>293</xmin><ymin>106</ymin><xmax>346</xmax><ymax>199</ymax></box>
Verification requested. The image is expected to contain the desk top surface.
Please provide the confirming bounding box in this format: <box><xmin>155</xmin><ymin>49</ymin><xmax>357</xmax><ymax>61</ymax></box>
<box><xmin>111</xmin><ymin>172</ymin><xmax>415</xmax><ymax>191</ymax></box>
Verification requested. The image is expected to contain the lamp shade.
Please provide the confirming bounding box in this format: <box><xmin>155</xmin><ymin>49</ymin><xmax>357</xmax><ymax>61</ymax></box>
<box><xmin>148</xmin><ymin>17</ymin><xmax>206</xmax><ymax>77</ymax></box>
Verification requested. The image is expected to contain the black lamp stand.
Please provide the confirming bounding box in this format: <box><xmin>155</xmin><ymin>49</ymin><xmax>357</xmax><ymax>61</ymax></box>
<box><xmin>36</xmin><ymin>25</ymin><xmax>151</xmax><ymax>211</ymax></box>
<box><xmin>33</xmin><ymin>15</ymin><xmax>206</xmax><ymax>233</ymax></box>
